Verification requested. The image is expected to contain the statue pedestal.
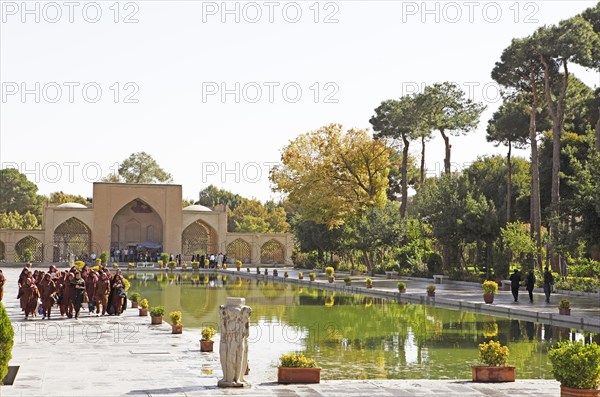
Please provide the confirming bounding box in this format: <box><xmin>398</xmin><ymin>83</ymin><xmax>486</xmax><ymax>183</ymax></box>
<box><xmin>217</xmin><ymin>297</ymin><xmax>252</xmax><ymax>388</ymax></box>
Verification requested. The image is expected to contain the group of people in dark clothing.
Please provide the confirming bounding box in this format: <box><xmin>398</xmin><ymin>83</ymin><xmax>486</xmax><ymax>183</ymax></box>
<box><xmin>509</xmin><ymin>267</ymin><xmax>555</xmax><ymax>303</ymax></box>
<box><xmin>11</xmin><ymin>263</ymin><xmax>128</xmax><ymax>320</ymax></box>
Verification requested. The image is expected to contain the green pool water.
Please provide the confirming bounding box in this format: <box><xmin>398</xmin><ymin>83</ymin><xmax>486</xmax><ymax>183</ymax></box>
<box><xmin>126</xmin><ymin>272</ymin><xmax>598</xmax><ymax>380</ymax></box>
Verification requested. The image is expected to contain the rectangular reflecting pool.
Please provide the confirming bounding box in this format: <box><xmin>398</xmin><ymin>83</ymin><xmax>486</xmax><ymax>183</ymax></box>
<box><xmin>126</xmin><ymin>272</ymin><xmax>598</xmax><ymax>380</ymax></box>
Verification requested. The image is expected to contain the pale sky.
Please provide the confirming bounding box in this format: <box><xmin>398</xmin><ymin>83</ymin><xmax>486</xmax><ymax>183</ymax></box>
<box><xmin>1</xmin><ymin>0</ymin><xmax>599</xmax><ymax>203</ymax></box>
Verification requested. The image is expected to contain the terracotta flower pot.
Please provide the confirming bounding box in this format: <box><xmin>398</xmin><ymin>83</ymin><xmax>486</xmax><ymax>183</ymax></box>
<box><xmin>560</xmin><ymin>386</ymin><xmax>600</xmax><ymax>397</ymax></box>
<box><xmin>131</xmin><ymin>301</ymin><xmax>139</xmax><ymax>309</ymax></box>
<box><xmin>151</xmin><ymin>316</ymin><xmax>163</xmax><ymax>325</ymax></box>
<box><xmin>277</xmin><ymin>367</ymin><xmax>321</xmax><ymax>384</ymax></box>
<box><xmin>483</xmin><ymin>293</ymin><xmax>495</xmax><ymax>304</ymax></box>
<box><xmin>328</xmin><ymin>277</ymin><xmax>334</xmax><ymax>283</ymax></box>
<box><xmin>398</xmin><ymin>288</ymin><xmax>406</xmax><ymax>293</ymax></box>
<box><xmin>366</xmin><ymin>284</ymin><xmax>373</xmax><ymax>289</ymax></box>
<box><xmin>172</xmin><ymin>324</ymin><xmax>183</xmax><ymax>334</ymax></box>
<box><xmin>427</xmin><ymin>291</ymin><xmax>435</xmax><ymax>297</ymax></box>
<box><xmin>559</xmin><ymin>307</ymin><xmax>571</xmax><ymax>316</ymax></box>
<box><xmin>139</xmin><ymin>308</ymin><xmax>148</xmax><ymax>316</ymax></box>
<box><xmin>345</xmin><ymin>282</ymin><xmax>351</xmax><ymax>286</ymax></box>
<box><xmin>471</xmin><ymin>366</ymin><xmax>516</xmax><ymax>382</ymax></box>
<box><xmin>200</xmin><ymin>339</ymin><xmax>214</xmax><ymax>352</ymax></box>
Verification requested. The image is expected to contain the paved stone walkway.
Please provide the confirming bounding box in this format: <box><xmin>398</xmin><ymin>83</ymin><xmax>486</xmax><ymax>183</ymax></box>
<box><xmin>0</xmin><ymin>266</ymin><xmax>590</xmax><ymax>396</ymax></box>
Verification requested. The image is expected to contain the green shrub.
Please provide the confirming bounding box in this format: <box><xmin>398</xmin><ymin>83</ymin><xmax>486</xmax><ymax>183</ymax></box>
<box><xmin>150</xmin><ymin>306</ymin><xmax>166</xmax><ymax>317</ymax></box>
<box><xmin>273</xmin><ymin>269</ymin><xmax>278</xmax><ymax>277</ymax></box>
<box><xmin>160</xmin><ymin>252</ymin><xmax>170</xmax><ymax>264</ymax></box>
<box><xmin>569</xmin><ymin>258</ymin><xmax>600</xmax><ymax>278</ymax></box>
<box><xmin>99</xmin><ymin>251</ymin><xmax>109</xmax><ymax>264</ymax></box>
<box><xmin>426</xmin><ymin>284</ymin><xmax>436</xmax><ymax>293</ymax></box>
<box><xmin>201</xmin><ymin>327</ymin><xmax>216</xmax><ymax>341</ymax></box>
<box><xmin>0</xmin><ymin>303</ymin><xmax>14</xmax><ymax>384</ymax></box>
<box><xmin>279</xmin><ymin>352</ymin><xmax>317</xmax><ymax>368</ymax></box>
<box><xmin>129</xmin><ymin>292</ymin><xmax>141</xmax><ymax>302</ymax></box>
<box><xmin>344</xmin><ymin>277</ymin><xmax>351</xmax><ymax>283</ymax></box>
<box><xmin>478</xmin><ymin>340</ymin><xmax>509</xmax><ymax>366</ymax></box>
<box><xmin>548</xmin><ymin>341</ymin><xmax>600</xmax><ymax>389</ymax></box>
<box><xmin>397</xmin><ymin>281</ymin><xmax>406</xmax><ymax>290</ymax></box>
<box><xmin>309</xmin><ymin>272</ymin><xmax>316</xmax><ymax>281</ymax></box>
<box><xmin>325</xmin><ymin>267</ymin><xmax>334</xmax><ymax>277</ymax></box>
<box><xmin>559</xmin><ymin>299</ymin><xmax>570</xmax><ymax>309</ymax></box>
<box><xmin>366</xmin><ymin>277</ymin><xmax>373</xmax><ymax>285</ymax></box>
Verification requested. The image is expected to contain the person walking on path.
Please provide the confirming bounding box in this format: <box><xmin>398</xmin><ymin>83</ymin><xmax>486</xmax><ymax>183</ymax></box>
<box><xmin>509</xmin><ymin>269</ymin><xmax>522</xmax><ymax>302</ymax></box>
<box><xmin>525</xmin><ymin>270</ymin><xmax>536</xmax><ymax>303</ymax></box>
<box><xmin>543</xmin><ymin>267</ymin><xmax>554</xmax><ymax>303</ymax></box>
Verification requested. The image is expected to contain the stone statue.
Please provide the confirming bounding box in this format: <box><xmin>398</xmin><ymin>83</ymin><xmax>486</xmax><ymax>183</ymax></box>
<box><xmin>217</xmin><ymin>297</ymin><xmax>252</xmax><ymax>388</ymax></box>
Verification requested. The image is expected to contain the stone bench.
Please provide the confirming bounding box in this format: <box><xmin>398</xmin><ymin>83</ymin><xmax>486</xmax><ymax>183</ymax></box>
<box><xmin>502</xmin><ymin>280</ymin><xmax>512</xmax><ymax>291</ymax></box>
<box><xmin>433</xmin><ymin>275</ymin><xmax>449</xmax><ymax>284</ymax></box>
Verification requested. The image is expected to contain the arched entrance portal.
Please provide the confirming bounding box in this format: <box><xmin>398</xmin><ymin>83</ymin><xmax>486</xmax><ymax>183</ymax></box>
<box><xmin>111</xmin><ymin>199</ymin><xmax>163</xmax><ymax>262</ymax></box>
<box><xmin>53</xmin><ymin>217</ymin><xmax>91</xmax><ymax>262</ymax></box>
<box><xmin>181</xmin><ymin>220</ymin><xmax>217</xmax><ymax>260</ymax></box>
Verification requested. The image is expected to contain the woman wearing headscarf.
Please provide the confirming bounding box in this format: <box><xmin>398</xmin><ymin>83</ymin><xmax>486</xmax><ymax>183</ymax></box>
<box><xmin>70</xmin><ymin>271</ymin><xmax>86</xmax><ymax>319</ymax></box>
<box><xmin>95</xmin><ymin>271</ymin><xmax>111</xmax><ymax>316</ymax></box>
<box><xmin>39</xmin><ymin>273</ymin><xmax>56</xmax><ymax>319</ymax></box>
<box><xmin>21</xmin><ymin>270</ymin><xmax>40</xmax><ymax>319</ymax></box>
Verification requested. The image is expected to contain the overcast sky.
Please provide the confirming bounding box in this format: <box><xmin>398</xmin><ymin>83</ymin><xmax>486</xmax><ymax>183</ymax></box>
<box><xmin>1</xmin><ymin>0</ymin><xmax>599</xmax><ymax>203</ymax></box>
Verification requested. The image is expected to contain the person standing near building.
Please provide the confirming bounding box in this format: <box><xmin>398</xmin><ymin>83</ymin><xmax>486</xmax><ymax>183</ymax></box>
<box><xmin>525</xmin><ymin>270</ymin><xmax>536</xmax><ymax>303</ymax></box>
<box><xmin>509</xmin><ymin>268</ymin><xmax>522</xmax><ymax>302</ymax></box>
<box><xmin>543</xmin><ymin>267</ymin><xmax>554</xmax><ymax>303</ymax></box>
<box><xmin>0</xmin><ymin>269</ymin><xmax>5</xmax><ymax>302</ymax></box>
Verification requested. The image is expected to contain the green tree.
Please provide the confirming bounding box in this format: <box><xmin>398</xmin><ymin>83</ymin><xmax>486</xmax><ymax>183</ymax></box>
<box><xmin>532</xmin><ymin>16</ymin><xmax>599</xmax><ymax>268</ymax></box>
<box><xmin>0</xmin><ymin>168</ymin><xmax>42</xmax><ymax>220</ymax></box>
<box><xmin>421</xmin><ymin>82</ymin><xmax>486</xmax><ymax>175</ymax></box>
<box><xmin>486</xmin><ymin>99</ymin><xmax>530</xmax><ymax>222</ymax></box>
<box><xmin>370</xmin><ymin>96</ymin><xmax>423</xmax><ymax>217</ymax></box>
<box><xmin>48</xmin><ymin>191</ymin><xmax>90</xmax><ymax>205</ymax></box>
<box><xmin>501</xmin><ymin>221</ymin><xmax>536</xmax><ymax>271</ymax></box>
<box><xmin>117</xmin><ymin>152</ymin><xmax>173</xmax><ymax>183</ymax></box>
<box><xmin>197</xmin><ymin>185</ymin><xmax>244</xmax><ymax>210</ymax></box>
<box><xmin>492</xmin><ymin>36</ymin><xmax>548</xmax><ymax>270</ymax></box>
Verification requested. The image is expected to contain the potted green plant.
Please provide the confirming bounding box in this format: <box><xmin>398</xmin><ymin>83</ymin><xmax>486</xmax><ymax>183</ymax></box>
<box><xmin>325</xmin><ymin>267</ymin><xmax>334</xmax><ymax>283</ymax></box>
<box><xmin>298</xmin><ymin>272</ymin><xmax>304</xmax><ymax>280</ymax></box>
<box><xmin>427</xmin><ymin>285</ymin><xmax>436</xmax><ymax>297</ymax></box>
<box><xmin>256</xmin><ymin>267</ymin><xmax>260</xmax><ymax>274</ymax></box>
<box><xmin>236</xmin><ymin>260</ymin><xmax>242</xmax><ymax>271</ymax></box>
<box><xmin>397</xmin><ymin>282</ymin><xmax>407</xmax><ymax>293</ymax></box>
<box><xmin>157</xmin><ymin>260</ymin><xmax>164</xmax><ymax>269</ymax></box>
<box><xmin>309</xmin><ymin>272</ymin><xmax>316</xmax><ymax>281</ymax></box>
<box><xmin>200</xmin><ymin>327</ymin><xmax>216</xmax><ymax>352</ymax></box>
<box><xmin>549</xmin><ymin>341</ymin><xmax>600</xmax><ymax>397</ymax></box>
<box><xmin>246</xmin><ymin>267</ymin><xmax>250</xmax><ymax>273</ymax></box>
<box><xmin>284</xmin><ymin>271</ymin><xmax>289</xmax><ymax>278</ymax></box>
<box><xmin>273</xmin><ymin>269</ymin><xmax>278</xmax><ymax>277</ymax></box>
<box><xmin>139</xmin><ymin>298</ymin><xmax>149</xmax><ymax>316</ymax></box>
<box><xmin>482</xmin><ymin>280</ymin><xmax>498</xmax><ymax>304</ymax></box>
<box><xmin>169</xmin><ymin>311</ymin><xmax>183</xmax><ymax>334</ymax></box>
<box><xmin>472</xmin><ymin>340</ymin><xmax>515</xmax><ymax>382</ymax></box>
<box><xmin>277</xmin><ymin>352</ymin><xmax>320</xmax><ymax>384</ymax></box>
<box><xmin>129</xmin><ymin>292</ymin><xmax>141</xmax><ymax>308</ymax></box>
<box><xmin>366</xmin><ymin>277</ymin><xmax>373</xmax><ymax>288</ymax></box>
<box><xmin>559</xmin><ymin>299</ymin><xmax>571</xmax><ymax>315</ymax></box>
<box><xmin>128</xmin><ymin>262</ymin><xmax>135</xmax><ymax>268</ymax></box>
<box><xmin>167</xmin><ymin>261</ymin><xmax>176</xmax><ymax>269</ymax></box>
<box><xmin>182</xmin><ymin>263</ymin><xmax>188</xmax><ymax>270</ymax></box>
<box><xmin>191</xmin><ymin>261</ymin><xmax>200</xmax><ymax>270</ymax></box>
<box><xmin>112</xmin><ymin>263</ymin><xmax>119</xmax><ymax>269</ymax></box>
<box><xmin>344</xmin><ymin>277</ymin><xmax>351</xmax><ymax>286</ymax></box>
<box><xmin>150</xmin><ymin>306</ymin><xmax>166</xmax><ymax>325</ymax></box>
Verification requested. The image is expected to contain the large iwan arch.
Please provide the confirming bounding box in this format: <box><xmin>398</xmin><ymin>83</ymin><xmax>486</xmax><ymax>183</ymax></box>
<box><xmin>53</xmin><ymin>217</ymin><xmax>91</xmax><ymax>262</ymax></box>
<box><xmin>111</xmin><ymin>198</ymin><xmax>163</xmax><ymax>250</ymax></box>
